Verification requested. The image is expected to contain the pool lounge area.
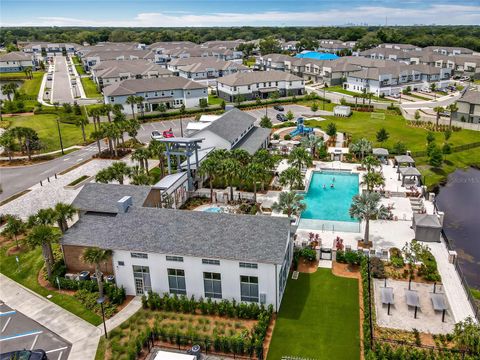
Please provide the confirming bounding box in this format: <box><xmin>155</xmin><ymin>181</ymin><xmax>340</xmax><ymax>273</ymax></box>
<box><xmin>299</xmin><ymin>170</ymin><xmax>360</xmax><ymax>232</ymax></box>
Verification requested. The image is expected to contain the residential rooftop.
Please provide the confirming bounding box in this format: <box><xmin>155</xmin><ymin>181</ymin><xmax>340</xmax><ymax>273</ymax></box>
<box><xmin>103</xmin><ymin>76</ymin><xmax>207</xmax><ymax>96</ymax></box>
<box><xmin>218</xmin><ymin>70</ymin><xmax>303</xmax><ymax>86</ymax></box>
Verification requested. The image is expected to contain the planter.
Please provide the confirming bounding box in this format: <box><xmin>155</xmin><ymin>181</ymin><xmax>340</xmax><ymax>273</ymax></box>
<box><xmin>64</xmin><ymin>175</ymin><xmax>94</xmax><ymax>190</ymax></box>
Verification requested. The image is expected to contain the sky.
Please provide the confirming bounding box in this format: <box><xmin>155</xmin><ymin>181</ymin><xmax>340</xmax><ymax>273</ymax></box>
<box><xmin>1</xmin><ymin>0</ymin><xmax>480</xmax><ymax>27</ymax></box>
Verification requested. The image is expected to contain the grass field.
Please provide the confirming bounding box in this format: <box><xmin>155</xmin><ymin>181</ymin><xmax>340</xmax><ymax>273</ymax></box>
<box><xmin>267</xmin><ymin>269</ymin><xmax>360</xmax><ymax>360</ymax></box>
<box><xmin>8</xmin><ymin>114</ymin><xmax>94</xmax><ymax>153</ymax></box>
<box><xmin>208</xmin><ymin>94</ymin><xmax>223</xmax><ymax>106</ymax></box>
<box><xmin>21</xmin><ymin>72</ymin><xmax>44</xmax><ymax>97</ymax></box>
<box><xmin>306</xmin><ymin>111</ymin><xmax>480</xmax><ymax>188</ymax></box>
<box><xmin>80</xmin><ymin>77</ymin><xmax>102</xmax><ymax>98</ymax></box>
<box><xmin>0</xmin><ymin>245</ymin><xmax>102</xmax><ymax>325</ymax></box>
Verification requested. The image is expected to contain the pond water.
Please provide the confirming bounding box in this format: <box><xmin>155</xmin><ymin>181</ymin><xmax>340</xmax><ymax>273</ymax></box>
<box><xmin>0</xmin><ymin>80</ymin><xmax>22</xmax><ymax>100</ymax></box>
<box><xmin>436</xmin><ymin>167</ymin><xmax>480</xmax><ymax>289</ymax></box>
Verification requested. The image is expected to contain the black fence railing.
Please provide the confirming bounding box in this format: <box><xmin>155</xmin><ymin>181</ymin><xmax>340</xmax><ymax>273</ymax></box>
<box><xmin>410</xmin><ymin>141</ymin><xmax>480</xmax><ymax>158</ymax></box>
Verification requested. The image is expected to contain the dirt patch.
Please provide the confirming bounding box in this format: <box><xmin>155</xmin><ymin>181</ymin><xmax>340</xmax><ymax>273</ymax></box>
<box><xmin>332</xmin><ymin>261</ymin><xmax>361</xmax><ymax>279</ymax></box>
<box><xmin>6</xmin><ymin>244</ymin><xmax>27</xmax><ymax>256</ymax></box>
<box><xmin>297</xmin><ymin>260</ymin><xmax>318</xmax><ymax>273</ymax></box>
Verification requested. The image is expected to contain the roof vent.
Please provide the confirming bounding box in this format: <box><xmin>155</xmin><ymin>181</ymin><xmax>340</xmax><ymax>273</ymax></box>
<box><xmin>117</xmin><ymin>196</ymin><xmax>132</xmax><ymax>213</ymax></box>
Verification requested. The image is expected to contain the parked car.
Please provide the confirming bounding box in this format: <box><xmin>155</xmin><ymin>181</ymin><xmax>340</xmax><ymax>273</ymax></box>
<box><xmin>276</xmin><ymin>113</ymin><xmax>287</xmax><ymax>122</ymax></box>
<box><xmin>390</xmin><ymin>93</ymin><xmax>400</xmax><ymax>99</ymax></box>
<box><xmin>273</xmin><ymin>105</ymin><xmax>284</xmax><ymax>111</ymax></box>
<box><xmin>151</xmin><ymin>130</ymin><xmax>163</xmax><ymax>141</ymax></box>
<box><xmin>1</xmin><ymin>350</ymin><xmax>47</xmax><ymax>360</ymax></box>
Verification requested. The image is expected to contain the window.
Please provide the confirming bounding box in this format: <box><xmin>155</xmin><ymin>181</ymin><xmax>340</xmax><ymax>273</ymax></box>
<box><xmin>239</xmin><ymin>262</ymin><xmax>258</xmax><ymax>269</ymax></box>
<box><xmin>202</xmin><ymin>259</ymin><xmax>220</xmax><ymax>265</ymax></box>
<box><xmin>168</xmin><ymin>269</ymin><xmax>186</xmax><ymax>295</ymax></box>
<box><xmin>166</xmin><ymin>255</ymin><xmax>183</xmax><ymax>262</ymax></box>
<box><xmin>131</xmin><ymin>252</ymin><xmax>148</xmax><ymax>259</ymax></box>
<box><xmin>240</xmin><ymin>275</ymin><xmax>259</xmax><ymax>302</ymax></box>
<box><xmin>204</xmin><ymin>272</ymin><xmax>222</xmax><ymax>299</ymax></box>
<box><xmin>118</xmin><ymin>261</ymin><xmax>125</xmax><ymax>266</ymax></box>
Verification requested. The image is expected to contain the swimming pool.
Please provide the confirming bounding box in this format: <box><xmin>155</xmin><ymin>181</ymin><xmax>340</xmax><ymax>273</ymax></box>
<box><xmin>203</xmin><ymin>206</ymin><xmax>223</xmax><ymax>213</ymax></box>
<box><xmin>299</xmin><ymin>171</ymin><xmax>360</xmax><ymax>231</ymax></box>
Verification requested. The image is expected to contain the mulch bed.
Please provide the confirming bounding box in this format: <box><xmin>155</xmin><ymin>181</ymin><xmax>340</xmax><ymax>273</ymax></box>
<box><xmin>297</xmin><ymin>260</ymin><xmax>318</xmax><ymax>273</ymax></box>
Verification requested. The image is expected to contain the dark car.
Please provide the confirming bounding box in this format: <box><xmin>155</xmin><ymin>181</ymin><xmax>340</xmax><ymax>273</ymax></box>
<box><xmin>273</xmin><ymin>105</ymin><xmax>284</xmax><ymax>111</ymax></box>
<box><xmin>1</xmin><ymin>349</ymin><xmax>47</xmax><ymax>360</ymax></box>
<box><xmin>276</xmin><ymin>113</ymin><xmax>287</xmax><ymax>122</ymax></box>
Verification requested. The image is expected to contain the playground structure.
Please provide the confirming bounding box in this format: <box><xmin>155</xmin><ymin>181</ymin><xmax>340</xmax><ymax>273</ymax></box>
<box><xmin>290</xmin><ymin>117</ymin><xmax>314</xmax><ymax>137</ymax></box>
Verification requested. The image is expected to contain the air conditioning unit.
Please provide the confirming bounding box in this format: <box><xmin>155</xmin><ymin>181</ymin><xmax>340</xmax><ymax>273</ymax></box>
<box><xmin>260</xmin><ymin>293</ymin><xmax>266</xmax><ymax>304</ymax></box>
<box><xmin>65</xmin><ymin>273</ymin><xmax>78</xmax><ymax>281</ymax></box>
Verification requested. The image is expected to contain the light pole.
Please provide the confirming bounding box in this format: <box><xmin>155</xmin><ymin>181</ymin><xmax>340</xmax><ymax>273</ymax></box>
<box><xmin>56</xmin><ymin>118</ymin><xmax>65</xmax><ymax>155</ymax></box>
<box><xmin>97</xmin><ymin>297</ymin><xmax>108</xmax><ymax>339</ymax></box>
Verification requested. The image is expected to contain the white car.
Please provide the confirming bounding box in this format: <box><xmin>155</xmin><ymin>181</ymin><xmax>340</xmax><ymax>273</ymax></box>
<box><xmin>151</xmin><ymin>131</ymin><xmax>163</xmax><ymax>141</ymax></box>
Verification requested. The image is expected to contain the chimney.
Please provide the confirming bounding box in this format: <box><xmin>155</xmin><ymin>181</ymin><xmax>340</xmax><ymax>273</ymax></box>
<box><xmin>117</xmin><ymin>196</ymin><xmax>132</xmax><ymax>213</ymax></box>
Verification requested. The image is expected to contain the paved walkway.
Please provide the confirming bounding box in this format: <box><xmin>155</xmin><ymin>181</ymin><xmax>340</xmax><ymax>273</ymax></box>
<box><xmin>0</xmin><ymin>274</ymin><xmax>101</xmax><ymax>360</ymax></box>
<box><xmin>101</xmin><ymin>296</ymin><xmax>142</xmax><ymax>334</ymax></box>
<box><xmin>0</xmin><ymin>146</ymin><xmax>83</xmax><ymax>161</ymax></box>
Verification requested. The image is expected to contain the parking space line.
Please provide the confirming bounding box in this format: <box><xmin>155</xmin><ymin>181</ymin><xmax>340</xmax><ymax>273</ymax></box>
<box><xmin>57</xmin><ymin>351</ymin><xmax>63</xmax><ymax>360</ymax></box>
<box><xmin>46</xmin><ymin>346</ymin><xmax>69</xmax><ymax>354</ymax></box>
<box><xmin>1</xmin><ymin>317</ymin><xmax>11</xmax><ymax>333</ymax></box>
<box><xmin>0</xmin><ymin>311</ymin><xmax>16</xmax><ymax>317</ymax></box>
<box><xmin>30</xmin><ymin>334</ymin><xmax>39</xmax><ymax>350</ymax></box>
<box><xmin>0</xmin><ymin>330</ymin><xmax>42</xmax><ymax>342</ymax></box>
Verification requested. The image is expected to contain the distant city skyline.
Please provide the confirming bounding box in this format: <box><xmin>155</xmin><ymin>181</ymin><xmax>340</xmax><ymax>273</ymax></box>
<box><xmin>2</xmin><ymin>0</ymin><xmax>480</xmax><ymax>27</ymax></box>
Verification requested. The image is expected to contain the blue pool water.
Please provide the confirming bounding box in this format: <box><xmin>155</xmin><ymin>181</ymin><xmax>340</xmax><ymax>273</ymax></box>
<box><xmin>203</xmin><ymin>207</ymin><xmax>222</xmax><ymax>213</ymax></box>
<box><xmin>295</xmin><ymin>52</ymin><xmax>339</xmax><ymax>60</ymax></box>
<box><xmin>301</xmin><ymin>171</ymin><xmax>359</xmax><ymax>222</ymax></box>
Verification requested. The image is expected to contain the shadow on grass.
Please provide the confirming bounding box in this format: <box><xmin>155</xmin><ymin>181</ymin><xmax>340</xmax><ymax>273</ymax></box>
<box><xmin>278</xmin><ymin>272</ymin><xmax>311</xmax><ymax>320</ymax></box>
<box><xmin>430</xmin><ymin>167</ymin><xmax>446</xmax><ymax>176</ymax></box>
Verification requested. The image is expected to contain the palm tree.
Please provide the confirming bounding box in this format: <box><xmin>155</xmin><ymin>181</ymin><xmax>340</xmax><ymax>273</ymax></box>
<box><xmin>2</xmin><ymin>215</ymin><xmax>26</xmax><ymax>249</ymax></box>
<box><xmin>135</xmin><ymin>96</ymin><xmax>145</xmax><ymax>117</ymax></box>
<box><xmin>89</xmin><ymin>108</ymin><xmax>102</xmax><ymax>155</ymax></box>
<box><xmin>132</xmin><ymin>148</ymin><xmax>151</xmax><ymax>174</ymax></box>
<box><xmin>430</xmin><ymin>83</ymin><xmax>437</xmax><ymax>99</ymax></box>
<box><xmin>230</xmin><ymin>149</ymin><xmax>251</xmax><ymax>166</ymax></box>
<box><xmin>108</xmin><ymin>162</ymin><xmax>131</xmax><ymax>184</ymax></box>
<box><xmin>101</xmin><ymin>104</ymin><xmax>113</xmax><ymax>123</ymax></box>
<box><xmin>447</xmin><ymin>102</ymin><xmax>458</xmax><ymax>128</ymax></box>
<box><xmin>95</xmin><ymin>168</ymin><xmax>113</xmax><ymax>184</ymax></box>
<box><xmin>349</xmin><ymin>192</ymin><xmax>389</xmax><ymax>244</ymax></box>
<box><xmin>349</xmin><ymin>138</ymin><xmax>372</xmax><ymax>161</ymax></box>
<box><xmin>82</xmin><ymin>247</ymin><xmax>112</xmax><ymax>298</ymax></box>
<box><xmin>245</xmin><ymin>162</ymin><xmax>264</xmax><ymax>203</ymax></box>
<box><xmin>362</xmin><ymin>155</ymin><xmax>381</xmax><ymax>173</ymax></box>
<box><xmin>253</xmin><ymin>149</ymin><xmax>276</xmax><ymax>191</ymax></box>
<box><xmin>279</xmin><ymin>166</ymin><xmax>303</xmax><ymax>189</ymax></box>
<box><xmin>26</xmin><ymin>225</ymin><xmax>61</xmax><ymax>279</ymax></box>
<box><xmin>0</xmin><ymin>130</ymin><xmax>16</xmax><ymax>161</ymax></box>
<box><xmin>148</xmin><ymin>140</ymin><xmax>166</xmax><ymax>178</ymax></box>
<box><xmin>28</xmin><ymin>208</ymin><xmax>56</xmax><ymax>228</ymax></box>
<box><xmin>301</xmin><ymin>134</ymin><xmax>324</xmax><ymax>158</ymax></box>
<box><xmin>74</xmin><ymin>116</ymin><xmax>89</xmax><ymax>143</ymax></box>
<box><xmin>125</xmin><ymin>118</ymin><xmax>140</xmax><ymax>143</ymax></box>
<box><xmin>362</xmin><ymin>171</ymin><xmax>385</xmax><ymax>191</ymax></box>
<box><xmin>221</xmin><ymin>157</ymin><xmax>241</xmax><ymax>201</ymax></box>
<box><xmin>198</xmin><ymin>156</ymin><xmax>220</xmax><ymax>202</ymax></box>
<box><xmin>126</xmin><ymin>95</ymin><xmax>137</xmax><ymax>119</ymax></box>
<box><xmin>272</xmin><ymin>191</ymin><xmax>306</xmax><ymax>218</ymax></box>
<box><xmin>433</xmin><ymin>106</ymin><xmax>444</xmax><ymax>130</ymax></box>
<box><xmin>288</xmin><ymin>147</ymin><xmax>313</xmax><ymax>172</ymax></box>
<box><xmin>130</xmin><ymin>166</ymin><xmax>151</xmax><ymax>185</ymax></box>
<box><xmin>1</xmin><ymin>82</ymin><xmax>18</xmax><ymax>101</ymax></box>
<box><xmin>53</xmin><ymin>202</ymin><xmax>76</xmax><ymax>233</ymax></box>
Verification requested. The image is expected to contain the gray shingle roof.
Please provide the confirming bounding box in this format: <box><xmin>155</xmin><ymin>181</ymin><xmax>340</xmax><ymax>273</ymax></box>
<box><xmin>414</xmin><ymin>213</ymin><xmax>442</xmax><ymax>228</ymax></box>
<box><xmin>103</xmin><ymin>76</ymin><xmax>207</xmax><ymax>96</ymax></box>
<box><xmin>92</xmin><ymin>60</ymin><xmax>172</xmax><ymax>79</ymax></box>
<box><xmin>197</xmin><ymin>108</ymin><xmax>255</xmax><ymax>144</ymax></box>
<box><xmin>233</xmin><ymin>127</ymin><xmax>271</xmax><ymax>155</ymax></box>
<box><xmin>0</xmin><ymin>51</ymin><xmax>32</xmax><ymax>61</ymax></box>
<box><xmin>62</xmin><ymin>205</ymin><xmax>291</xmax><ymax>264</ymax></box>
<box><xmin>218</xmin><ymin>70</ymin><xmax>302</xmax><ymax>86</ymax></box>
<box><xmin>72</xmin><ymin>183</ymin><xmax>151</xmax><ymax>213</ymax></box>
<box><xmin>459</xmin><ymin>89</ymin><xmax>480</xmax><ymax>105</ymax></box>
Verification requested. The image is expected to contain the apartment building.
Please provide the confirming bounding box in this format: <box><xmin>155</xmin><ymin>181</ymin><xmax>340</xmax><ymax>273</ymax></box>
<box><xmin>452</xmin><ymin>89</ymin><xmax>480</xmax><ymax>124</ymax></box>
<box><xmin>167</xmin><ymin>57</ymin><xmax>249</xmax><ymax>80</ymax></box>
<box><xmin>0</xmin><ymin>51</ymin><xmax>35</xmax><ymax>72</ymax></box>
<box><xmin>80</xmin><ymin>50</ymin><xmax>155</xmax><ymax>70</ymax></box>
<box><xmin>103</xmin><ymin>77</ymin><xmax>207</xmax><ymax>113</ymax></box>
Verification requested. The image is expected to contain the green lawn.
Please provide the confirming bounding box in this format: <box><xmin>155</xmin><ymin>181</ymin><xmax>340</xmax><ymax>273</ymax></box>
<box><xmin>80</xmin><ymin>77</ymin><xmax>102</xmax><ymax>98</ymax></box>
<box><xmin>9</xmin><ymin>114</ymin><xmax>94</xmax><ymax>153</ymax></box>
<box><xmin>325</xmin><ymin>85</ymin><xmax>390</xmax><ymax>102</ymax></box>
<box><xmin>305</xmin><ymin>111</ymin><xmax>480</xmax><ymax>188</ymax></box>
<box><xmin>75</xmin><ymin>64</ymin><xmax>85</xmax><ymax>75</ymax></box>
<box><xmin>405</xmin><ymin>93</ymin><xmax>431</xmax><ymax>101</ymax></box>
<box><xmin>0</xmin><ymin>246</ymin><xmax>102</xmax><ymax>325</ymax></box>
<box><xmin>208</xmin><ymin>94</ymin><xmax>223</xmax><ymax>106</ymax></box>
<box><xmin>267</xmin><ymin>269</ymin><xmax>360</xmax><ymax>360</ymax></box>
<box><xmin>20</xmin><ymin>72</ymin><xmax>44</xmax><ymax>97</ymax></box>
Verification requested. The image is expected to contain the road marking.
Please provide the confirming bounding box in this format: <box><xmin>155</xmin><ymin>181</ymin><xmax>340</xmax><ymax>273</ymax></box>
<box><xmin>0</xmin><ymin>311</ymin><xmax>16</xmax><ymax>317</ymax></box>
<box><xmin>1</xmin><ymin>317</ymin><xmax>11</xmax><ymax>333</ymax></box>
<box><xmin>30</xmin><ymin>334</ymin><xmax>39</xmax><ymax>350</ymax></box>
<box><xmin>0</xmin><ymin>330</ymin><xmax>42</xmax><ymax>342</ymax></box>
<box><xmin>62</xmin><ymin>157</ymin><xmax>71</xmax><ymax>162</ymax></box>
<box><xmin>57</xmin><ymin>351</ymin><xmax>63</xmax><ymax>360</ymax></box>
<box><xmin>141</xmin><ymin>125</ymin><xmax>145</xmax><ymax>130</ymax></box>
<box><xmin>76</xmin><ymin>158</ymin><xmax>84</xmax><ymax>162</ymax></box>
<box><xmin>46</xmin><ymin>346</ymin><xmax>68</xmax><ymax>353</ymax></box>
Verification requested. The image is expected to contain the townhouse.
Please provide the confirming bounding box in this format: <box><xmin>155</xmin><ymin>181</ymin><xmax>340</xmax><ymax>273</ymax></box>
<box><xmin>167</xmin><ymin>57</ymin><xmax>250</xmax><ymax>81</ymax></box>
<box><xmin>80</xmin><ymin>49</ymin><xmax>156</xmax><ymax>71</ymax></box>
<box><xmin>255</xmin><ymin>54</ymin><xmax>295</xmax><ymax>71</ymax></box>
<box><xmin>62</xmin><ymin>183</ymin><xmax>294</xmax><ymax>310</ymax></box>
<box><xmin>316</xmin><ymin>39</ymin><xmax>356</xmax><ymax>53</ymax></box>
<box><xmin>452</xmin><ymin>89</ymin><xmax>480</xmax><ymax>124</ymax></box>
<box><xmin>216</xmin><ymin>70</ymin><xmax>304</xmax><ymax>101</ymax></box>
<box><xmin>0</xmin><ymin>51</ymin><xmax>35</xmax><ymax>72</ymax></box>
<box><xmin>103</xmin><ymin>76</ymin><xmax>207</xmax><ymax>113</ymax></box>
<box><xmin>358</xmin><ymin>48</ymin><xmax>413</xmax><ymax>63</ymax></box>
<box><xmin>91</xmin><ymin>60</ymin><xmax>173</xmax><ymax>89</ymax></box>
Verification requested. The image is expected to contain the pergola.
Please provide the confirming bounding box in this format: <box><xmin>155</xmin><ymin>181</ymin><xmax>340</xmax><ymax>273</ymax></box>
<box><xmin>394</xmin><ymin>155</ymin><xmax>415</xmax><ymax>172</ymax></box>
<box><xmin>160</xmin><ymin>137</ymin><xmax>204</xmax><ymax>191</ymax></box>
<box><xmin>373</xmin><ymin>148</ymin><xmax>389</xmax><ymax>164</ymax></box>
<box><xmin>405</xmin><ymin>289</ymin><xmax>421</xmax><ymax>319</ymax></box>
<box><xmin>431</xmin><ymin>293</ymin><xmax>448</xmax><ymax>322</ymax></box>
<box><xmin>398</xmin><ymin>166</ymin><xmax>422</xmax><ymax>186</ymax></box>
<box><xmin>380</xmin><ymin>286</ymin><xmax>395</xmax><ymax>315</ymax></box>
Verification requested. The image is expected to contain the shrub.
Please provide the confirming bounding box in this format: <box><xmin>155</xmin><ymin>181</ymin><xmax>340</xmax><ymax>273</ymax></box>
<box><xmin>284</xmin><ymin>134</ymin><xmax>292</xmax><ymax>140</ymax></box>
<box><xmin>300</xmin><ymin>247</ymin><xmax>316</xmax><ymax>262</ymax></box>
<box><xmin>370</xmin><ymin>257</ymin><xmax>385</xmax><ymax>278</ymax></box>
<box><xmin>336</xmin><ymin>250</ymin><xmax>346</xmax><ymax>263</ymax></box>
<box><xmin>344</xmin><ymin>250</ymin><xmax>362</xmax><ymax>266</ymax></box>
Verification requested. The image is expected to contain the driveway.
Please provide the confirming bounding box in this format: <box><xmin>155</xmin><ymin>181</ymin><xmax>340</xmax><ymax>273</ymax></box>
<box><xmin>51</xmin><ymin>55</ymin><xmax>76</xmax><ymax>103</ymax></box>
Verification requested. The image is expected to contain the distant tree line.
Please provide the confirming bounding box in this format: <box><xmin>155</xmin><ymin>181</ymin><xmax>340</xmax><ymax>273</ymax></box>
<box><xmin>2</xmin><ymin>26</ymin><xmax>480</xmax><ymax>51</ymax></box>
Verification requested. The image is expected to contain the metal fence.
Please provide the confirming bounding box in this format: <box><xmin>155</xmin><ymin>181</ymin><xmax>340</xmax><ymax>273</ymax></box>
<box><xmin>410</xmin><ymin>141</ymin><xmax>480</xmax><ymax>158</ymax></box>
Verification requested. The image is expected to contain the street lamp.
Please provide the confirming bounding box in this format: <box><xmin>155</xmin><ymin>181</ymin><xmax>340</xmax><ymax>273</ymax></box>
<box><xmin>97</xmin><ymin>297</ymin><xmax>108</xmax><ymax>339</ymax></box>
<box><xmin>56</xmin><ymin>118</ymin><xmax>65</xmax><ymax>155</ymax></box>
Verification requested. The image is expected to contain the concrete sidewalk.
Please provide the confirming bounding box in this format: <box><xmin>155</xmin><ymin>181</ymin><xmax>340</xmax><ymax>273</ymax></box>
<box><xmin>100</xmin><ymin>296</ymin><xmax>142</xmax><ymax>334</ymax></box>
<box><xmin>0</xmin><ymin>274</ymin><xmax>101</xmax><ymax>360</ymax></box>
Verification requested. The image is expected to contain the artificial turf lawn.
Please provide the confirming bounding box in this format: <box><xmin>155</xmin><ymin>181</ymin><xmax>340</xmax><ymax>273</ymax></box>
<box><xmin>306</xmin><ymin>111</ymin><xmax>480</xmax><ymax>188</ymax></box>
<box><xmin>267</xmin><ymin>269</ymin><xmax>360</xmax><ymax>360</ymax></box>
<box><xmin>0</xmin><ymin>245</ymin><xmax>102</xmax><ymax>325</ymax></box>
<box><xmin>8</xmin><ymin>113</ymin><xmax>94</xmax><ymax>153</ymax></box>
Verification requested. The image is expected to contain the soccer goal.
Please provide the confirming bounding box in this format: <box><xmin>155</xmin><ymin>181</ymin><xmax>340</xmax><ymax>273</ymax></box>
<box><xmin>371</xmin><ymin>112</ymin><xmax>386</xmax><ymax>120</ymax></box>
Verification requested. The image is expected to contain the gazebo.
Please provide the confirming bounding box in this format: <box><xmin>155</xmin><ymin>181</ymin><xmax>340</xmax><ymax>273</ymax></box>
<box><xmin>412</xmin><ymin>213</ymin><xmax>442</xmax><ymax>242</ymax></box>
<box><xmin>398</xmin><ymin>166</ymin><xmax>422</xmax><ymax>186</ymax></box>
<box><xmin>373</xmin><ymin>148</ymin><xmax>389</xmax><ymax>164</ymax></box>
<box><xmin>394</xmin><ymin>155</ymin><xmax>415</xmax><ymax>171</ymax></box>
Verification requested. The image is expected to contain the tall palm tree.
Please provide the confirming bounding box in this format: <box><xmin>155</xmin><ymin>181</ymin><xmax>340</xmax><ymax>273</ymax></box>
<box><xmin>148</xmin><ymin>140</ymin><xmax>166</xmax><ymax>178</ymax></box>
<box><xmin>26</xmin><ymin>225</ymin><xmax>61</xmax><ymax>279</ymax></box>
<box><xmin>253</xmin><ymin>149</ymin><xmax>276</xmax><ymax>191</ymax></box>
<box><xmin>82</xmin><ymin>247</ymin><xmax>112</xmax><ymax>298</ymax></box>
<box><xmin>101</xmin><ymin>104</ymin><xmax>113</xmax><ymax>123</ymax></box>
<box><xmin>135</xmin><ymin>96</ymin><xmax>145</xmax><ymax>117</ymax></box>
<box><xmin>53</xmin><ymin>203</ymin><xmax>76</xmax><ymax>233</ymax></box>
<box><xmin>349</xmin><ymin>138</ymin><xmax>372</xmax><ymax>161</ymax></box>
<box><xmin>28</xmin><ymin>208</ymin><xmax>56</xmax><ymax>228</ymax></box>
<box><xmin>2</xmin><ymin>215</ymin><xmax>26</xmax><ymax>249</ymax></box>
<box><xmin>130</xmin><ymin>166</ymin><xmax>151</xmax><ymax>185</ymax></box>
<box><xmin>362</xmin><ymin>155</ymin><xmax>381</xmax><ymax>173</ymax></box>
<box><xmin>245</xmin><ymin>162</ymin><xmax>264</xmax><ymax>203</ymax></box>
<box><xmin>447</xmin><ymin>102</ymin><xmax>458</xmax><ymax>128</ymax></box>
<box><xmin>0</xmin><ymin>130</ymin><xmax>16</xmax><ymax>161</ymax></box>
<box><xmin>89</xmin><ymin>108</ymin><xmax>102</xmax><ymax>155</ymax></box>
<box><xmin>301</xmin><ymin>134</ymin><xmax>324</xmax><ymax>158</ymax></box>
<box><xmin>272</xmin><ymin>191</ymin><xmax>306</xmax><ymax>218</ymax></box>
<box><xmin>349</xmin><ymin>192</ymin><xmax>389</xmax><ymax>244</ymax></box>
<box><xmin>279</xmin><ymin>166</ymin><xmax>303</xmax><ymax>190</ymax></box>
<box><xmin>362</xmin><ymin>171</ymin><xmax>385</xmax><ymax>191</ymax></box>
<box><xmin>198</xmin><ymin>156</ymin><xmax>220</xmax><ymax>202</ymax></box>
<box><xmin>221</xmin><ymin>157</ymin><xmax>241</xmax><ymax>201</ymax></box>
<box><xmin>288</xmin><ymin>147</ymin><xmax>313</xmax><ymax>172</ymax></box>
<box><xmin>108</xmin><ymin>162</ymin><xmax>131</xmax><ymax>184</ymax></box>
<box><xmin>126</xmin><ymin>95</ymin><xmax>137</xmax><ymax>119</ymax></box>
<box><xmin>125</xmin><ymin>118</ymin><xmax>140</xmax><ymax>143</ymax></box>
<box><xmin>132</xmin><ymin>148</ymin><xmax>151</xmax><ymax>174</ymax></box>
<box><xmin>74</xmin><ymin>116</ymin><xmax>89</xmax><ymax>143</ymax></box>
<box><xmin>1</xmin><ymin>82</ymin><xmax>18</xmax><ymax>101</ymax></box>
<box><xmin>230</xmin><ymin>149</ymin><xmax>251</xmax><ymax>166</ymax></box>
<box><xmin>95</xmin><ymin>168</ymin><xmax>113</xmax><ymax>184</ymax></box>
<box><xmin>433</xmin><ymin>106</ymin><xmax>444</xmax><ymax>130</ymax></box>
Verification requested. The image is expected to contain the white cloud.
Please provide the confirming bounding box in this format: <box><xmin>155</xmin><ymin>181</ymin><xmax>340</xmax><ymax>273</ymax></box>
<box><xmin>4</xmin><ymin>4</ymin><xmax>480</xmax><ymax>27</ymax></box>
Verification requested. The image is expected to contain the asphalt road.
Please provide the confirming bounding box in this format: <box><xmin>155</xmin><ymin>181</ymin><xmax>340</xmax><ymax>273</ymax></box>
<box><xmin>0</xmin><ymin>105</ymin><xmax>310</xmax><ymax>202</ymax></box>
<box><xmin>52</xmin><ymin>55</ymin><xmax>75</xmax><ymax>103</ymax></box>
<box><xmin>0</xmin><ymin>303</ymin><xmax>71</xmax><ymax>359</ymax></box>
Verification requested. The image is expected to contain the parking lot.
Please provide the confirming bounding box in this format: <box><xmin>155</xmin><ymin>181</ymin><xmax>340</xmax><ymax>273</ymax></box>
<box><xmin>0</xmin><ymin>303</ymin><xmax>71</xmax><ymax>359</ymax></box>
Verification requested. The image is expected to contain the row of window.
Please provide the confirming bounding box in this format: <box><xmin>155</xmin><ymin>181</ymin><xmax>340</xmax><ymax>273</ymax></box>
<box><xmin>129</xmin><ymin>253</ymin><xmax>258</xmax><ymax>269</ymax></box>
